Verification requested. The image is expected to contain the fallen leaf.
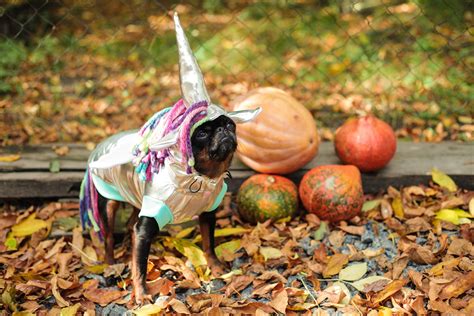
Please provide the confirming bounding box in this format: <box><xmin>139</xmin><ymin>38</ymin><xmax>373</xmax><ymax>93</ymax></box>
<box><xmin>362</xmin><ymin>199</ymin><xmax>381</xmax><ymax>212</ymax></box>
<box><xmin>174</xmin><ymin>227</ymin><xmax>195</xmax><ymax>239</ymax></box>
<box><xmin>60</xmin><ymin>303</ymin><xmax>81</xmax><ymax>316</ymax></box>
<box><xmin>169</xmin><ymin>298</ymin><xmax>190</xmax><ymax>314</ymax></box>
<box><xmin>0</xmin><ymin>154</ymin><xmax>21</xmax><ymax>162</ymax></box>
<box><xmin>193</xmin><ymin>227</ymin><xmax>249</xmax><ymax>243</ymax></box>
<box><xmin>407</xmin><ymin>244</ymin><xmax>439</xmax><ymax>265</ymax></box>
<box><xmin>11</xmin><ymin>213</ymin><xmax>49</xmax><ymax>237</ymax></box>
<box><xmin>51</xmin><ymin>275</ymin><xmax>69</xmax><ymax>307</ymax></box>
<box><xmin>53</xmin><ymin>145</ymin><xmax>69</xmax><ymax>156</ymax></box>
<box><xmin>49</xmin><ymin>159</ymin><xmax>61</xmax><ymax>173</ymax></box>
<box><xmin>338</xmin><ymin>225</ymin><xmax>365</xmax><ymax>235</ymax></box>
<box><xmin>314</xmin><ymin>221</ymin><xmax>328</xmax><ymax>241</ymax></box>
<box><xmin>392</xmin><ymin>197</ymin><xmax>404</xmax><ymax>219</ymax></box>
<box><xmin>338</xmin><ymin>262</ymin><xmax>367</xmax><ymax>281</ymax></box>
<box><xmin>370</xmin><ymin>279</ymin><xmax>407</xmax><ymax>305</ymax></box>
<box><xmin>436</xmin><ymin>208</ymin><xmax>472</xmax><ymax>225</ymax></box>
<box><xmin>351</xmin><ymin>276</ymin><xmax>391</xmax><ymax>292</ymax></box>
<box><xmin>439</xmin><ymin>271</ymin><xmax>474</xmax><ymax>300</ymax></box>
<box><xmin>470</xmin><ymin>198</ymin><xmax>474</xmax><ymax>216</ymax></box>
<box><xmin>411</xmin><ymin>296</ymin><xmax>426</xmax><ymax>315</ymax></box>
<box><xmin>322</xmin><ymin>253</ymin><xmax>349</xmax><ymax>278</ymax></box>
<box><xmin>241</xmin><ymin>233</ymin><xmax>261</xmax><ymax>256</ymax></box>
<box><xmin>431</xmin><ymin>168</ymin><xmax>457</xmax><ymax>192</ymax></box>
<box><xmin>215</xmin><ymin>239</ymin><xmax>242</xmax><ymax>262</ymax></box>
<box><xmin>172</xmin><ymin>238</ymin><xmax>207</xmax><ymax>268</ymax></box>
<box><xmin>225</xmin><ymin>275</ymin><xmax>254</xmax><ymax>296</ymax></box>
<box><xmin>269</xmin><ymin>286</ymin><xmax>288</xmax><ymax>314</ymax></box>
<box><xmin>83</xmin><ymin>288</ymin><xmax>123</xmax><ymax>305</ymax></box>
<box><xmin>447</xmin><ymin>238</ymin><xmax>473</xmax><ymax>256</ymax></box>
<box><xmin>259</xmin><ymin>247</ymin><xmax>283</xmax><ymax>261</ymax></box>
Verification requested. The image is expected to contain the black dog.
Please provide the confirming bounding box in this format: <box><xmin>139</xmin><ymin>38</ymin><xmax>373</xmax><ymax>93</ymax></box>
<box><xmin>95</xmin><ymin>115</ymin><xmax>237</xmax><ymax>304</ymax></box>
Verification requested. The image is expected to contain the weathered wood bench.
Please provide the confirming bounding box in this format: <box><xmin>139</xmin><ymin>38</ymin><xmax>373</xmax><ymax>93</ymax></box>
<box><xmin>1</xmin><ymin>142</ymin><xmax>473</xmax><ymax>199</ymax></box>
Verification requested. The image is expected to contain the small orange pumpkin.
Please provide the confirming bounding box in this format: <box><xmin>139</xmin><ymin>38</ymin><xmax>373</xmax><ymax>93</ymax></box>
<box><xmin>299</xmin><ymin>165</ymin><xmax>363</xmax><ymax>222</ymax></box>
<box><xmin>232</xmin><ymin>87</ymin><xmax>319</xmax><ymax>174</ymax></box>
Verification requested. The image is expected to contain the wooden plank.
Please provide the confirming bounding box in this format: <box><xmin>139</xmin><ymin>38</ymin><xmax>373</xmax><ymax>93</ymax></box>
<box><xmin>1</xmin><ymin>142</ymin><xmax>473</xmax><ymax>199</ymax></box>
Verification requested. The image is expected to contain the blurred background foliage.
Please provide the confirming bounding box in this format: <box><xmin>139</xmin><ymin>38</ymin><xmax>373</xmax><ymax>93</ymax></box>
<box><xmin>0</xmin><ymin>0</ymin><xmax>472</xmax><ymax>145</ymax></box>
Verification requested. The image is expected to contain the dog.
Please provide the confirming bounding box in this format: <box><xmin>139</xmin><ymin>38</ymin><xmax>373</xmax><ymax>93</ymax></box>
<box><xmin>79</xmin><ymin>13</ymin><xmax>260</xmax><ymax>305</ymax></box>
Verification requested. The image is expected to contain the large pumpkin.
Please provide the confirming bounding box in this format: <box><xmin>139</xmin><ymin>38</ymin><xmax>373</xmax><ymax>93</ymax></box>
<box><xmin>237</xmin><ymin>174</ymin><xmax>298</xmax><ymax>224</ymax></box>
<box><xmin>299</xmin><ymin>165</ymin><xmax>363</xmax><ymax>222</ymax></box>
<box><xmin>334</xmin><ymin>115</ymin><xmax>397</xmax><ymax>172</ymax></box>
<box><xmin>232</xmin><ymin>87</ymin><xmax>319</xmax><ymax>174</ymax></box>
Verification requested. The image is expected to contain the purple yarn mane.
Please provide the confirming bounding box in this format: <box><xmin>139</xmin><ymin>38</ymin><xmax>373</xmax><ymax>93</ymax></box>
<box><xmin>133</xmin><ymin>99</ymin><xmax>209</xmax><ymax>181</ymax></box>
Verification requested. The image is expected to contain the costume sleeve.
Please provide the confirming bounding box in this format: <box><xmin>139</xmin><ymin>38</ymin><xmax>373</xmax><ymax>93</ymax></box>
<box><xmin>207</xmin><ymin>182</ymin><xmax>228</xmax><ymax>212</ymax></box>
<box><xmin>139</xmin><ymin>195</ymin><xmax>174</xmax><ymax>230</ymax></box>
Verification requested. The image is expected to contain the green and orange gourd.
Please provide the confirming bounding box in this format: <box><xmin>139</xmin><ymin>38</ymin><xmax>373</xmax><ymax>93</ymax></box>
<box><xmin>237</xmin><ymin>174</ymin><xmax>298</xmax><ymax>224</ymax></box>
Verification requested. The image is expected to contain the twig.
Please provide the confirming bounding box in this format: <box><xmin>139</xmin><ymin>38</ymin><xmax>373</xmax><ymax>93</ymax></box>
<box><xmin>68</xmin><ymin>242</ymin><xmax>99</xmax><ymax>264</ymax></box>
<box><xmin>298</xmin><ymin>275</ymin><xmax>319</xmax><ymax>309</ymax></box>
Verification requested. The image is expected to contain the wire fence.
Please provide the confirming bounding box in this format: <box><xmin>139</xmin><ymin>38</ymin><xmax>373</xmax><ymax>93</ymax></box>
<box><xmin>0</xmin><ymin>0</ymin><xmax>472</xmax><ymax>145</ymax></box>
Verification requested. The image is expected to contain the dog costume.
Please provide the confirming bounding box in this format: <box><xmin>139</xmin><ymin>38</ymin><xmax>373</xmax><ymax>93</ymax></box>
<box><xmin>79</xmin><ymin>14</ymin><xmax>261</xmax><ymax>236</ymax></box>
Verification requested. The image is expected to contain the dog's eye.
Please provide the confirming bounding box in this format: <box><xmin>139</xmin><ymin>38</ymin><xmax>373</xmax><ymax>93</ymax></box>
<box><xmin>196</xmin><ymin>130</ymin><xmax>208</xmax><ymax>138</ymax></box>
<box><xmin>226</xmin><ymin>123</ymin><xmax>235</xmax><ymax>131</ymax></box>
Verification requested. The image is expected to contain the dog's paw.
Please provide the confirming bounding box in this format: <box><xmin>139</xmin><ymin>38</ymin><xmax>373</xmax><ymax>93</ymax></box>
<box><xmin>206</xmin><ymin>255</ymin><xmax>226</xmax><ymax>277</ymax></box>
<box><xmin>134</xmin><ymin>287</ymin><xmax>154</xmax><ymax>306</ymax></box>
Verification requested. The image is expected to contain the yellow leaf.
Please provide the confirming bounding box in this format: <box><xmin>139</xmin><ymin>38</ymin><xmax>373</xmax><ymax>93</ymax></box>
<box><xmin>133</xmin><ymin>303</ymin><xmax>164</xmax><ymax>315</ymax></box>
<box><xmin>84</xmin><ymin>264</ymin><xmax>108</xmax><ymax>274</ymax></box>
<box><xmin>339</xmin><ymin>262</ymin><xmax>367</xmax><ymax>281</ymax></box>
<box><xmin>219</xmin><ymin>269</ymin><xmax>243</xmax><ymax>280</ymax></box>
<box><xmin>174</xmin><ymin>227</ymin><xmax>195</xmax><ymax>239</ymax></box>
<box><xmin>173</xmin><ymin>238</ymin><xmax>207</xmax><ymax>268</ymax></box>
<box><xmin>469</xmin><ymin>198</ymin><xmax>474</xmax><ymax>216</ymax></box>
<box><xmin>192</xmin><ymin>227</ymin><xmax>249</xmax><ymax>243</ymax></box>
<box><xmin>12</xmin><ymin>313</ymin><xmax>35</xmax><ymax>316</ymax></box>
<box><xmin>391</xmin><ymin>198</ymin><xmax>404</xmax><ymax>219</ymax></box>
<box><xmin>259</xmin><ymin>247</ymin><xmax>283</xmax><ymax>261</ymax></box>
<box><xmin>0</xmin><ymin>154</ymin><xmax>21</xmax><ymax>162</ymax></box>
<box><xmin>434</xmin><ymin>209</ymin><xmax>471</xmax><ymax>225</ymax></box>
<box><xmin>11</xmin><ymin>213</ymin><xmax>49</xmax><ymax>237</ymax></box>
<box><xmin>431</xmin><ymin>168</ymin><xmax>457</xmax><ymax>192</ymax></box>
<box><xmin>378</xmin><ymin>307</ymin><xmax>393</xmax><ymax>316</ymax></box>
<box><xmin>60</xmin><ymin>303</ymin><xmax>81</xmax><ymax>316</ymax></box>
<box><xmin>215</xmin><ymin>239</ymin><xmax>242</xmax><ymax>261</ymax></box>
<box><xmin>323</xmin><ymin>253</ymin><xmax>349</xmax><ymax>278</ymax></box>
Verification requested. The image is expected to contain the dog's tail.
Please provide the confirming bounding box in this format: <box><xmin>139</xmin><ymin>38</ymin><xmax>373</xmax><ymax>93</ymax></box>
<box><xmin>79</xmin><ymin>169</ymin><xmax>105</xmax><ymax>239</ymax></box>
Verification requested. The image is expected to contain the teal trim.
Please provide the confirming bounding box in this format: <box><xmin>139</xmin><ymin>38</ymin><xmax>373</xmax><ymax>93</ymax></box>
<box><xmin>209</xmin><ymin>182</ymin><xmax>227</xmax><ymax>211</ymax></box>
<box><xmin>140</xmin><ymin>195</ymin><xmax>174</xmax><ymax>230</ymax></box>
<box><xmin>91</xmin><ymin>173</ymin><xmax>126</xmax><ymax>202</ymax></box>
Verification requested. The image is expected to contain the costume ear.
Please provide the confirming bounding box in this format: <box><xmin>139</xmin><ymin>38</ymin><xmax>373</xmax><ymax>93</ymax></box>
<box><xmin>174</xmin><ymin>12</ymin><xmax>210</xmax><ymax>107</ymax></box>
<box><xmin>148</xmin><ymin>129</ymin><xmax>179</xmax><ymax>150</ymax></box>
<box><xmin>226</xmin><ymin>107</ymin><xmax>262</xmax><ymax>123</ymax></box>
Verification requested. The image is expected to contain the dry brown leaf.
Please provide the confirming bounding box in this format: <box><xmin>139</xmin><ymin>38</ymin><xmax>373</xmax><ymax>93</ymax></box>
<box><xmin>269</xmin><ymin>286</ymin><xmax>288</xmax><ymax>314</ymax></box>
<box><xmin>51</xmin><ymin>275</ymin><xmax>70</xmax><ymax>307</ymax></box>
<box><xmin>439</xmin><ymin>271</ymin><xmax>474</xmax><ymax>300</ymax></box>
<box><xmin>447</xmin><ymin>238</ymin><xmax>473</xmax><ymax>256</ymax></box>
<box><xmin>407</xmin><ymin>244</ymin><xmax>439</xmax><ymax>265</ymax></box>
<box><xmin>169</xmin><ymin>298</ymin><xmax>191</xmax><ymax>314</ymax></box>
<box><xmin>338</xmin><ymin>225</ymin><xmax>365</xmax><ymax>235</ymax></box>
<box><xmin>322</xmin><ymin>253</ymin><xmax>349</xmax><ymax>278</ymax></box>
<box><xmin>408</xmin><ymin>269</ymin><xmax>425</xmax><ymax>292</ymax></box>
<box><xmin>370</xmin><ymin>279</ymin><xmax>407</xmax><ymax>306</ymax></box>
<box><xmin>328</xmin><ymin>230</ymin><xmax>345</xmax><ymax>248</ymax></box>
<box><xmin>428</xmin><ymin>300</ymin><xmax>460</xmax><ymax>313</ymax></box>
<box><xmin>225</xmin><ymin>275</ymin><xmax>254</xmax><ymax>296</ymax></box>
<box><xmin>392</xmin><ymin>255</ymin><xmax>409</xmax><ymax>279</ymax></box>
<box><xmin>411</xmin><ymin>296</ymin><xmax>427</xmax><ymax>315</ymax></box>
<box><xmin>83</xmin><ymin>288</ymin><xmax>124</xmax><ymax>306</ymax></box>
<box><xmin>405</xmin><ymin>217</ymin><xmax>431</xmax><ymax>233</ymax></box>
<box><xmin>241</xmin><ymin>233</ymin><xmax>260</xmax><ymax>257</ymax></box>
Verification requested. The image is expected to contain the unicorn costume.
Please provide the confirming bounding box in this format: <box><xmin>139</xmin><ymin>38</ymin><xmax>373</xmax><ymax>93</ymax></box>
<box><xmin>80</xmin><ymin>13</ymin><xmax>261</xmax><ymax>235</ymax></box>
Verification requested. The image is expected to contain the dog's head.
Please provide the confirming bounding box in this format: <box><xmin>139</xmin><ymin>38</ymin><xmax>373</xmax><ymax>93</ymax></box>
<box><xmin>191</xmin><ymin>115</ymin><xmax>237</xmax><ymax>178</ymax></box>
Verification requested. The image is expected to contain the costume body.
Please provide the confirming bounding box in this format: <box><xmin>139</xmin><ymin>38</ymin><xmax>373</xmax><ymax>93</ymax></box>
<box><xmin>86</xmin><ymin>129</ymin><xmax>227</xmax><ymax>231</ymax></box>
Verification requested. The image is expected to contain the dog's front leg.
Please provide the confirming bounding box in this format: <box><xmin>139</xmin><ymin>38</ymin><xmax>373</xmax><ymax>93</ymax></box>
<box><xmin>132</xmin><ymin>216</ymin><xmax>159</xmax><ymax>305</ymax></box>
<box><xmin>199</xmin><ymin>210</ymin><xmax>225</xmax><ymax>277</ymax></box>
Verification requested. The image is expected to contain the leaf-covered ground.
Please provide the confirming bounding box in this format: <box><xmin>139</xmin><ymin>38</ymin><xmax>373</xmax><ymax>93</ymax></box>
<box><xmin>1</xmin><ymin>1</ymin><xmax>473</xmax><ymax>146</ymax></box>
<box><xmin>1</xmin><ymin>173</ymin><xmax>473</xmax><ymax>315</ymax></box>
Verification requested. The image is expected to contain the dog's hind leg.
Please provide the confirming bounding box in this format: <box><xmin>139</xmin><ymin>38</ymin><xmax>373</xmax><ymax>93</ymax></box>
<box><xmin>103</xmin><ymin>199</ymin><xmax>120</xmax><ymax>264</ymax></box>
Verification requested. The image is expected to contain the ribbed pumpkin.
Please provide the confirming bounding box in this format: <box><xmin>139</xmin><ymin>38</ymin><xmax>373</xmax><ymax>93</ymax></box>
<box><xmin>237</xmin><ymin>174</ymin><xmax>298</xmax><ymax>224</ymax></box>
<box><xmin>334</xmin><ymin>115</ymin><xmax>397</xmax><ymax>172</ymax></box>
<box><xmin>299</xmin><ymin>165</ymin><xmax>363</xmax><ymax>222</ymax></box>
<box><xmin>232</xmin><ymin>87</ymin><xmax>319</xmax><ymax>174</ymax></box>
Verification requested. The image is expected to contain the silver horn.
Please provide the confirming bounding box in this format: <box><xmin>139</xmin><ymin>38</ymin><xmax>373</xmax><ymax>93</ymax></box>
<box><xmin>174</xmin><ymin>12</ymin><xmax>210</xmax><ymax>107</ymax></box>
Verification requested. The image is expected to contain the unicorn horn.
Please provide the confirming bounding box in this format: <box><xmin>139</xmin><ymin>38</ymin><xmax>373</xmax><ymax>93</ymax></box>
<box><xmin>174</xmin><ymin>12</ymin><xmax>211</xmax><ymax>107</ymax></box>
